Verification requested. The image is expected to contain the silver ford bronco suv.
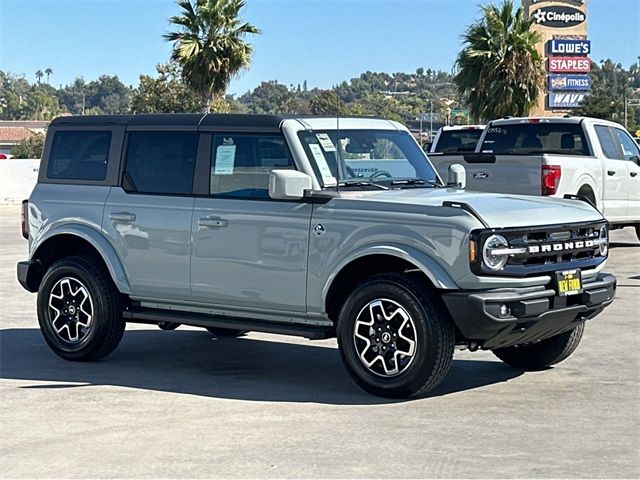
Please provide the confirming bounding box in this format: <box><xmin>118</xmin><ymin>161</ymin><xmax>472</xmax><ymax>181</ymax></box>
<box><xmin>18</xmin><ymin>114</ymin><xmax>616</xmax><ymax>398</ymax></box>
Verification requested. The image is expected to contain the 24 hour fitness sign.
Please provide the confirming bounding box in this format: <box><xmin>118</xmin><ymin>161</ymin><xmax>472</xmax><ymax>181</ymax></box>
<box><xmin>532</xmin><ymin>6</ymin><xmax>586</xmax><ymax>27</ymax></box>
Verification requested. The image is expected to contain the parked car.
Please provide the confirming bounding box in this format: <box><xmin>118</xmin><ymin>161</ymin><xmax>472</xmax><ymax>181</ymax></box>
<box><xmin>17</xmin><ymin>114</ymin><xmax>615</xmax><ymax>398</ymax></box>
<box><xmin>429</xmin><ymin>125</ymin><xmax>485</xmax><ymax>154</ymax></box>
<box><xmin>429</xmin><ymin>117</ymin><xmax>640</xmax><ymax>239</ymax></box>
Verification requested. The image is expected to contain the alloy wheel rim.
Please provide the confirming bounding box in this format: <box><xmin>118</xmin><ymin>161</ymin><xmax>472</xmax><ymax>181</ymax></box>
<box><xmin>353</xmin><ymin>298</ymin><xmax>417</xmax><ymax>377</ymax></box>
<box><xmin>48</xmin><ymin>277</ymin><xmax>93</xmax><ymax>343</ymax></box>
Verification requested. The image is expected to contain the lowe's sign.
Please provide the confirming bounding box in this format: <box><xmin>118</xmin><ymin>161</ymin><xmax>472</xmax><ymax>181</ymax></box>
<box><xmin>547</xmin><ymin>39</ymin><xmax>590</xmax><ymax>55</ymax></box>
<box><xmin>548</xmin><ymin>74</ymin><xmax>591</xmax><ymax>91</ymax></box>
<box><xmin>548</xmin><ymin>92</ymin><xmax>586</xmax><ymax>108</ymax></box>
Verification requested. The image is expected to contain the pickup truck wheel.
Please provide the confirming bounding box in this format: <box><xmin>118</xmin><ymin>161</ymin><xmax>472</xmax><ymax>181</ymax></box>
<box><xmin>37</xmin><ymin>256</ymin><xmax>125</xmax><ymax>361</ymax></box>
<box><xmin>337</xmin><ymin>273</ymin><xmax>455</xmax><ymax>398</ymax></box>
<box><xmin>205</xmin><ymin>327</ymin><xmax>247</xmax><ymax>337</ymax></box>
<box><xmin>635</xmin><ymin>224</ymin><xmax>640</xmax><ymax>241</ymax></box>
<box><xmin>492</xmin><ymin>323</ymin><xmax>584</xmax><ymax>370</ymax></box>
<box><xmin>158</xmin><ymin>321</ymin><xmax>180</xmax><ymax>330</ymax></box>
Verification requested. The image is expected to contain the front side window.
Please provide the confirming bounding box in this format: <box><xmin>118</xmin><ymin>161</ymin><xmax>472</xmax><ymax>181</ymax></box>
<box><xmin>210</xmin><ymin>134</ymin><xmax>295</xmax><ymax>198</ymax></box>
<box><xmin>47</xmin><ymin>131</ymin><xmax>111</xmax><ymax>180</ymax></box>
<box><xmin>124</xmin><ymin>132</ymin><xmax>198</xmax><ymax>195</ymax></box>
<box><xmin>481</xmin><ymin>123</ymin><xmax>590</xmax><ymax>156</ymax></box>
<box><xmin>613</xmin><ymin>128</ymin><xmax>640</xmax><ymax>160</ymax></box>
<box><xmin>298</xmin><ymin>129</ymin><xmax>439</xmax><ymax>187</ymax></box>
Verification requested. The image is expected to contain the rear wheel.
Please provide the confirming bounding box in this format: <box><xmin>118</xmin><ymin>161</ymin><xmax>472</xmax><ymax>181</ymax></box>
<box><xmin>635</xmin><ymin>224</ymin><xmax>639</xmax><ymax>242</ymax></box>
<box><xmin>205</xmin><ymin>327</ymin><xmax>247</xmax><ymax>337</ymax></box>
<box><xmin>37</xmin><ymin>256</ymin><xmax>125</xmax><ymax>361</ymax></box>
<box><xmin>337</xmin><ymin>273</ymin><xmax>455</xmax><ymax>398</ymax></box>
<box><xmin>158</xmin><ymin>321</ymin><xmax>180</xmax><ymax>330</ymax></box>
<box><xmin>492</xmin><ymin>323</ymin><xmax>584</xmax><ymax>370</ymax></box>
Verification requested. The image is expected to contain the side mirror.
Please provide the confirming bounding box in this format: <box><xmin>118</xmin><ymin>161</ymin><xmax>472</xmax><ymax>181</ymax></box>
<box><xmin>447</xmin><ymin>163</ymin><xmax>466</xmax><ymax>189</ymax></box>
<box><xmin>269</xmin><ymin>170</ymin><xmax>313</xmax><ymax>200</ymax></box>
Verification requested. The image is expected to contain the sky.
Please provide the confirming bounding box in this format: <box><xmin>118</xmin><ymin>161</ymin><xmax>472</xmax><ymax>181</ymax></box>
<box><xmin>1</xmin><ymin>0</ymin><xmax>638</xmax><ymax>96</ymax></box>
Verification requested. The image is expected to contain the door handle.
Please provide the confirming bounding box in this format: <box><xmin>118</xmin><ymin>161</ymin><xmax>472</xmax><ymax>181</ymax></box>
<box><xmin>607</xmin><ymin>170</ymin><xmax>616</xmax><ymax>176</ymax></box>
<box><xmin>631</xmin><ymin>171</ymin><xmax>638</xmax><ymax>177</ymax></box>
<box><xmin>198</xmin><ymin>216</ymin><xmax>228</xmax><ymax>228</ymax></box>
<box><xmin>109</xmin><ymin>212</ymin><xmax>136</xmax><ymax>222</ymax></box>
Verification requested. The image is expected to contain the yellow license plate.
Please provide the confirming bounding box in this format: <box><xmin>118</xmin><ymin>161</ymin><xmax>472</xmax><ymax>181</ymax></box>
<box><xmin>555</xmin><ymin>269</ymin><xmax>583</xmax><ymax>296</ymax></box>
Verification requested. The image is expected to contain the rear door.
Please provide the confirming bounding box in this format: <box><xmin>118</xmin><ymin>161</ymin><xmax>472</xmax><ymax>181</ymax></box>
<box><xmin>102</xmin><ymin>130</ymin><xmax>199</xmax><ymax>301</ymax></box>
<box><xmin>190</xmin><ymin>131</ymin><xmax>312</xmax><ymax>312</ymax></box>
<box><xmin>594</xmin><ymin>125</ymin><xmax>630</xmax><ymax>222</ymax></box>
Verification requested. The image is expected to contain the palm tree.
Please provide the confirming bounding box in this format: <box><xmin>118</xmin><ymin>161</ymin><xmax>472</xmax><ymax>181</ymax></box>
<box><xmin>45</xmin><ymin>68</ymin><xmax>53</xmax><ymax>84</ymax></box>
<box><xmin>454</xmin><ymin>0</ymin><xmax>544</xmax><ymax>121</ymax></box>
<box><xmin>164</xmin><ymin>0</ymin><xmax>260</xmax><ymax>112</ymax></box>
<box><xmin>35</xmin><ymin>70</ymin><xmax>44</xmax><ymax>84</ymax></box>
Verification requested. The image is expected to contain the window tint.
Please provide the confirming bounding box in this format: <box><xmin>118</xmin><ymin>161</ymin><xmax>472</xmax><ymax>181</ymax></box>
<box><xmin>210</xmin><ymin>134</ymin><xmax>294</xmax><ymax>198</ymax></box>
<box><xmin>124</xmin><ymin>132</ymin><xmax>198</xmax><ymax>195</ymax></box>
<box><xmin>47</xmin><ymin>131</ymin><xmax>111</xmax><ymax>180</ymax></box>
<box><xmin>434</xmin><ymin>129</ymin><xmax>483</xmax><ymax>153</ymax></box>
<box><xmin>594</xmin><ymin>125</ymin><xmax>622</xmax><ymax>160</ymax></box>
<box><xmin>613</xmin><ymin>128</ymin><xmax>640</xmax><ymax>160</ymax></box>
<box><xmin>481</xmin><ymin>123</ymin><xmax>589</xmax><ymax>155</ymax></box>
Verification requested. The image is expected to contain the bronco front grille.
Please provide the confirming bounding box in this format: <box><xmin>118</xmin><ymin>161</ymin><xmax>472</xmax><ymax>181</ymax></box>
<box><xmin>470</xmin><ymin>220</ymin><xmax>608</xmax><ymax>277</ymax></box>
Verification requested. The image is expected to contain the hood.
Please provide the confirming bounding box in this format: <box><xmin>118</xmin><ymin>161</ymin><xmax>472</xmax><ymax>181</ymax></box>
<box><xmin>339</xmin><ymin>187</ymin><xmax>604</xmax><ymax>229</ymax></box>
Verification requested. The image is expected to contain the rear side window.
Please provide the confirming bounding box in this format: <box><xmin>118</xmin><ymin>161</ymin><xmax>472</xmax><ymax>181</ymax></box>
<box><xmin>47</xmin><ymin>131</ymin><xmax>111</xmax><ymax>180</ymax></box>
<box><xmin>434</xmin><ymin>129</ymin><xmax>483</xmax><ymax>153</ymax></box>
<box><xmin>481</xmin><ymin>123</ymin><xmax>589</xmax><ymax>155</ymax></box>
<box><xmin>594</xmin><ymin>126</ymin><xmax>622</xmax><ymax>160</ymax></box>
<box><xmin>124</xmin><ymin>132</ymin><xmax>198</xmax><ymax>195</ymax></box>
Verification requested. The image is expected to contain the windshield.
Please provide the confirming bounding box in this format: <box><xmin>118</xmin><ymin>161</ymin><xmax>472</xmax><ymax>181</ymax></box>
<box><xmin>298</xmin><ymin>129</ymin><xmax>439</xmax><ymax>188</ymax></box>
<box><xmin>433</xmin><ymin>129</ymin><xmax>483</xmax><ymax>153</ymax></box>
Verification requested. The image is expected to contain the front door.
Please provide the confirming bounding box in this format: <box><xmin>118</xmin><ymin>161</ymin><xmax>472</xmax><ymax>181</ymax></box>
<box><xmin>191</xmin><ymin>132</ymin><xmax>312</xmax><ymax>312</ymax></box>
<box><xmin>594</xmin><ymin>125</ymin><xmax>629</xmax><ymax>221</ymax></box>
<box><xmin>612</xmin><ymin>127</ymin><xmax>640</xmax><ymax>221</ymax></box>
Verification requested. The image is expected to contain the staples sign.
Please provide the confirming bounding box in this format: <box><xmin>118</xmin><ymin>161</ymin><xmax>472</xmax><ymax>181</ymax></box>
<box><xmin>548</xmin><ymin>57</ymin><xmax>591</xmax><ymax>73</ymax></box>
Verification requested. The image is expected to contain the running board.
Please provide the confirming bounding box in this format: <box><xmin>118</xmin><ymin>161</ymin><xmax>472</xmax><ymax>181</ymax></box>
<box><xmin>123</xmin><ymin>307</ymin><xmax>334</xmax><ymax>340</ymax></box>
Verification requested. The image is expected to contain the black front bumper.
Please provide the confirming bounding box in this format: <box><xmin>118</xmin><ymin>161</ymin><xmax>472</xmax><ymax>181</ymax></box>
<box><xmin>442</xmin><ymin>272</ymin><xmax>616</xmax><ymax>350</ymax></box>
<box><xmin>17</xmin><ymin>260</ymin><xmax>41</xmax><ymax>293</ymax></box>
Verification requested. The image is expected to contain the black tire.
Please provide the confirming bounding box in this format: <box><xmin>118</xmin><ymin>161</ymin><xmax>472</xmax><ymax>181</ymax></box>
<box><xmin>205</xmin><ymin>327</ymin><xmax>247</xmax><ymax>337</ymax></box>
<box><xmin>492</xmin><ymin>323</ymin><xmax>584</xmax><ymax>370</ymax></box>
<box><xmin>635</xmin><ymin>224</ymin><xmax>640</xmax><ymax>242</ymax></box>
<box><xmin>37</xmin><ymin>255</ymin><xmax>125</xmax><ymax>361</ymax></box>
<box><xmin>158</xmin><ymin>321</ymin><xmax>180</xmax><ymax>331</ymax></box>
<box><xmin>336</xmin><ymin>273</ymin><xmax>455</xmax><ymax>398</ymax></box>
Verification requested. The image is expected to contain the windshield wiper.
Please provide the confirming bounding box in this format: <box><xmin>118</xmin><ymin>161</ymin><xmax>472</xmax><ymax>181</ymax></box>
<box><xmin>389</xmin><ymin>178</ymin><xmax>443</xmax><ymax>188</ymax></box>
<box><xmin>339</xmin><ymin>180</ymin><xmax>389</xmax><ymax>190</ymax></box>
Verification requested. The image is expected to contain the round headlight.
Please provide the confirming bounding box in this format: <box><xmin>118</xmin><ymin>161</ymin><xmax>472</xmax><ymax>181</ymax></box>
<box><xmin>482</xmin><ymin>234</ymin><xmax>509</xmax><ymax>271</ymax></box>
<box><xmin>599</xmin><ymin>225</ymin><xmax>608</xmax><ymax>256</ymax></box>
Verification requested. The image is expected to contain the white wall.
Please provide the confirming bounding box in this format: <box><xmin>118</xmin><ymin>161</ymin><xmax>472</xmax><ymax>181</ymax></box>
<box><xmin>0</xmin><ymin>159</ymin><xmax>39</xmax><ymax>205</ymax></box>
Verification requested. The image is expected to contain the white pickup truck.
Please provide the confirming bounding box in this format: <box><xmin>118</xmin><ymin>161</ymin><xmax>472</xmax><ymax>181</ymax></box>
<box><xmin>429</xmin><ymin>116</ymin><xmax>640</xmax><ymax>238</ymax></box>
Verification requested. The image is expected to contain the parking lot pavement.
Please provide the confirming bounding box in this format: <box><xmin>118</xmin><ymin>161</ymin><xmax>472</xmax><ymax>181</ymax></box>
<box><xmin>0</xmin><ymin>204</ymin><xmax>638</xmax><ymax>479</ymax></box>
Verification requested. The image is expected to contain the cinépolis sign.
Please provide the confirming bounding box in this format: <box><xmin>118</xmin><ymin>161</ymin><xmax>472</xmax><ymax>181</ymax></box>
<box><xmin>532</xmin><ymin>6</ymin><xmax>586</xmax><ymax>28</ymax></box>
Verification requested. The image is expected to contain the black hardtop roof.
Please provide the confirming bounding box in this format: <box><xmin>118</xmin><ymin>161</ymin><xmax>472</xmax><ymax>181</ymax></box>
<box><xmin>49</xmin><ymin>113</ymin><xmax>290</xmax><ymax>128</ymax></box>
<box><xmin>49</xmin><ymin>113</ymin><xmax>387</xmax><ymax>128</ymax></box>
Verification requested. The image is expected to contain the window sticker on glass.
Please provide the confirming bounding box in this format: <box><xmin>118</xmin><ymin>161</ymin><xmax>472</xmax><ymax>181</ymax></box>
<box><xmin>309</xmin><ymin>143</ymin><xmax>336</xmax><ymax>184</ymax></box>
<box><xmin>214</xmin><ymin>145</ymin><xmax>236</xmax><ymax>175</ymax></box>
<box><xmin>316</xmin><ymin>133</ymin><xmax>336</xmax><ymax>152</ymax></box>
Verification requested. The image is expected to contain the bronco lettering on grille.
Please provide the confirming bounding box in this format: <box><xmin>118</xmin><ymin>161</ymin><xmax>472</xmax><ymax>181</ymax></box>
<box><xmin>527</xmin><ymin>239</ymin><xmax>595</xmax><ymax>254</ymax></box>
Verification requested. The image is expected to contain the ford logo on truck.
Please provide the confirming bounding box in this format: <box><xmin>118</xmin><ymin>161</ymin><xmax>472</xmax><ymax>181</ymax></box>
<box><xmin>473</xmin><ymin>171</ymin><xmax>489</xmax><ymax>179</ymax></box>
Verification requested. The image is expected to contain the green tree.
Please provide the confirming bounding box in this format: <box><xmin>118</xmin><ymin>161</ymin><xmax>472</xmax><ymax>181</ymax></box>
<box><xmin>241</xmin><ymin>80</ymin><xmax>298</xmax><ymax>114</ymax></box>
<box><xmin>309</xmin><ymin>90</ymin><xmax>347</xmax><ymax>115</ymax></box>
<box><xmin>45</xmin><ymin>68</ymin><xmax>53</xmax><ymax>84</ymax></box>
<box><xmin>454</xmin><ymin>0</ymin><xmax>544</xmax><ymax>121</ymax></box>
<box><xmin>165</xmin><ymin>0</ymin><xmax>260</xmax><ymax>112</ymax></box>
<box><xmin>130</xmin><ymin>63</ymin><xmax>202</xmax><ymax>113</ymax></box>
<box><xmin>12</xmin><ymin>132</ymin><xmax>45</xmax><ymax>158</ymax></box>
<box><xmin>35</xmin><ymin>70</ymin><xmax>44</xmax><ymax>84</ymax></box>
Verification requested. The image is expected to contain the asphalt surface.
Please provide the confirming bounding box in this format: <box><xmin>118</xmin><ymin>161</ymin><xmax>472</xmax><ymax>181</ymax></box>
<box><xmin>1</xmin><ymin>205</ymin><xmax>638</xmax><ymax>479</ymax></box>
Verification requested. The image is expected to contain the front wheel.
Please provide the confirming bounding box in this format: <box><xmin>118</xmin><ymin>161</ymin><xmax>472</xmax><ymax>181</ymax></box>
<box><xmin>37</xmin><ymin>256</ymin><xmax>125</xmax><ymax>361</ymax></box>
<box><xmin>492</xmin><ymin>323</ymin><xmax>584</xmax><ymax>370</ymax></box>
<box><xmin>337</xmin><ymin>273</ymin><xmax>455</xmax><ymax>398</ymax></box>
<box><xmin>635</xmin><ymin>224</ymin><xmax>640</xmax><ymax>242</ymax></box>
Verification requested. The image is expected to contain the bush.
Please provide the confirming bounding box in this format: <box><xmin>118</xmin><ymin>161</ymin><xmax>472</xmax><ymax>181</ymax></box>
<box><xmin>12</xmin><ymin>132</ymin><xmax>45</xmax><ymax>159</ymax></box>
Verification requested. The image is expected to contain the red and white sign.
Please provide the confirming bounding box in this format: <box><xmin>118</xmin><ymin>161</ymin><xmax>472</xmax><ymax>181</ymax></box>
<box><xmin>548</xmin><ymin>57</ymin><xmax>591</xmax><ymax>73</ymax></box>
